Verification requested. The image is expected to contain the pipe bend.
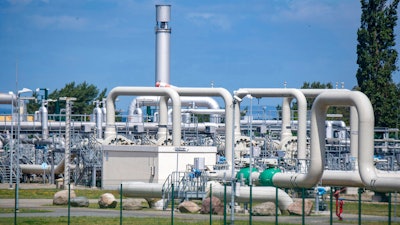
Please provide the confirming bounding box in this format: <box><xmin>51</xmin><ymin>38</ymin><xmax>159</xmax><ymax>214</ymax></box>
<box><xmin>104</xmin><ymin>87</ymin><xmax>181</xmax><ymax>145</ymax></box>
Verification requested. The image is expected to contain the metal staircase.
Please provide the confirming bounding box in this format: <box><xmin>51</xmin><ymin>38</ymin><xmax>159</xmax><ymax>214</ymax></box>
<box><xmin>161</xmin><ymin>171</ymin><xmax>208</xmax><ymax>210</ymax></box>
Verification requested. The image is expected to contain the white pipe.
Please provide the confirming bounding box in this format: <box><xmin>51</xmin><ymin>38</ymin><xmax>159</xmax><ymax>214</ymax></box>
<box><xmin>157</xmin><ymin>96</ymin><xmax>169</xmax><ymax>141</ymax></box>
<box><xmin>0</xmin><ymin>93</ymin><xmax>17</xmax><ymax>106</ymax></box>
<box><xmin>121</xmin><ymin>181</ymin><xmax>293</xmax><ymax>211</ymax></box>
<box><xmin>122</xmin><ymin>182</ymin><xmax>163</xmax><ymax>198</ymax></box>
<box><xmin>235</xmin><ymin>88</ymin><xmax>307</xmax><ymax>161</ymax></box>
<box><xmin>20</xmin><ymin>158</ymin><xmax>65</xmax><ymax>175</ymax></box>
<box><xmin>281</xmin><ymin>97</ymin><xmax>292</xmax><ymax>141</ymax></box>
<box><xmin>104</xmin><ymin>86</ymin><xmax>181</xmax><ymax>146</ymax></box>
<box><xmin>314</xmin><ymin>91</ymin><xmax>400</xmax><ymax>192</ymax></box>
<box><xmin>321</xmin><ymin>170</ymin><xmax>364</xmax><ymax>187</ymax></box>
<box><xmin>39</xmin><ymin>101</ymin><xmax>49</xmax><ymax>140</ymax></box>
<box><xmin>94</xmin><ymin>104</ymin><xmax>102</xmax><ymax>139</ymax></box>
<box><xmin>300</xmin><ymin>89</ymin><xmax>365</xmax><ymax>187</ymax></box>
<box><xmin>210</xmin><ymin>183</ymin><xmax>293</xmax><ymax>211</ymax></box>
<box><xmin>173</xmin><ymin>87</ymin><xmax>233</xmax><ymax>165</ymax></box>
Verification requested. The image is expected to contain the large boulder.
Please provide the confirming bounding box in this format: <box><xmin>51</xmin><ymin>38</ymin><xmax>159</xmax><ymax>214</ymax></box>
<box><xmin>70</xmin><ymin>196</ymin><xmax>89</xmax><ymax>207</ymax></box>
<box><xmin>178</xmin><ymin>201</ymin><xmax>201</xmax><ymax>213</ymax></box>
<box><xmin>148</xmin><ymin>199</ymin><xmax>164</xmax><ymax>210</ymax></box>
<box><xmin>123</xmin><ymin>198</ymin><xmax>146</xmax><ymax>210</ymax></box>
<box><xmin>287</xmin><ymin>199</ymin><xmax>313</xmax><ymax>216</ymax></box>
<box><xmin>200</xmin><ymin>196</ymin><xmax>224</xmax><ymax>215</ymax></box>
<box><xmin>53</xmin><ymin>190</ymin><xmax>76</xmax><ymax>205</ymax></box>
<box><xmin>253</xmin><ymin>202</ymin><xmax>281</xmax><ymax>216</ymax></box>
<box><xmin>98</xmin><ymin>193</ymin><xmax>117</xmax><ymax>208</ymax></box>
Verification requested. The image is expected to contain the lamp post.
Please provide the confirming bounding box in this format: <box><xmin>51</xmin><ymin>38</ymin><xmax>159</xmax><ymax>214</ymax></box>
<box><xmin>15</xmin><ymin>88</ymin><xmax>33</xmax><ymax>212</ymax></box>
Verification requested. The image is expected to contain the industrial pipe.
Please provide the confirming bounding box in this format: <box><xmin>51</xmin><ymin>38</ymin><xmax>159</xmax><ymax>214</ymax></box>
<box><xmin>173</xmin><ymin>87</ymin><xmax>233</xmax><ymax>165</ymax></box>
<box><xmin>313</xmin><ymin>91</ymin><xmax>400</xmax><ymax>192</ymax></box>
<box><xmin>39</xmin><ymin>101</ymin><xmax>49</xmax><ymax>140</ymax></box>
<box><xmin>234</xmin><ymin>88</ymin><xmax>307</xmax><ymax>161</ymax></box>
<box><xmin>104</xmin><ymin>86</ymin><xmax>181</xmax><ymax>146</ymax></box>
<box><xmin>0</xmin><ymin>92</ymin><xmax>17</xmax><ymax>106</ymax></box>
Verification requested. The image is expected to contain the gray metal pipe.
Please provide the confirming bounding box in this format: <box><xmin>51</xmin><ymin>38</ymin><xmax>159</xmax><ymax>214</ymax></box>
<box><xmin>104</xmin><ymin>86</ymin><xmax>181</xmax><ymax>146</ymax></box>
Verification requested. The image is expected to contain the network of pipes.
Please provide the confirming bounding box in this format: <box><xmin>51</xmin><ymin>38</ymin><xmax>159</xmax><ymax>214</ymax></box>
<box><xmin>1</xmin><ymin>5</ymin><xmax>400</xmax><ymax>213</ymax></box>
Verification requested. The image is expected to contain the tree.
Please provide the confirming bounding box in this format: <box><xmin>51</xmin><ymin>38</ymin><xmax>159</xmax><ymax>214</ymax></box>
<box><xmin>44</xmin><ymin>82</ymin><xmax>107</xmax><ymax>118</ymax></box>
<box><xmin>356</xmin><ymin>0</ymin><xmax>400</xmax><ymax>128</ymax></box>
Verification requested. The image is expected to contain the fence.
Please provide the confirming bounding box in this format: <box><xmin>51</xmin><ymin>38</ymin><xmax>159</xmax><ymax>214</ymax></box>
<box><xmin>1</xmin><ymin>181</ymin><xmax>400</xmax><ymax>225</ymax></box>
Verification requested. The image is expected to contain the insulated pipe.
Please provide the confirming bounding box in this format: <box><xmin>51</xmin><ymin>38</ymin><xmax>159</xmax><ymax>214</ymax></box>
<box><xmin>39</xmin><ymin>101</ymin><xmax>49</xmax><ymax>140</ymax></box>
<box><xmin>273</xmin><ymin>92</ymin><xmax>323</xmax><ymax>188</ymax></box>
<box><xmin>234</xmin><ymin>88</ymin><xmax>307</xmax><ymax>160</ymax></box>
<box><xmin>104</xmin><ymin>86</ymin><xmax>181</xmax><ymax>146</ymax></box>
<box><xmin>314</xmin><ymin>91</ymin><xmax>400</xmax><ymax>192</ymax></box>
<box><xmin>155</xmin><ymin>5</ymin><xmax>171</xmax><ymax>85</ymax></box>
<box><xmin>93</xmin><ymin>101</ymin><xmax>102</xmax><ymax>139</ymax></box>
<box><xmin>172</xmin><ymin>87</ymin><xmax>233</xmax><ymax>165</ymax></box>
<box><xmin>121</xmin><ymin>181</ymin><xmax>293</xmax><ymax>211</ymax></box>
<box><xmin>321</xmin><ymin>106</ymin><xmax>363</xmax><ymax>187</ymax></box>
<box><xmin>0</xmin><ymin>93</ymin><xmax>17</xmax><ymax>106</ymax></box>
<box><xmin>299</xmin><ymin>89</ymin><xmax>364</xmax><ymax>186</ymax></box>
<box><xmin>122</xmin><ymin>182</ymin><xmax>163</xmax><ymax>198</ymax></box>
<box><xmin>210</xmin><ymin>183</ymin><xmax>293</xmax><ymax>211</ymax></box>
<box><xmin>20</xmin><ymin>157</ymin><xmax>65</xmax><ymax>175</ymax></box>
<box><xmin>157</xmin><ymin>96</ymin><xmax>169</xmax><ymax>141</ymax></box>
<box><xmin>281</xmin><ymin>97</ymin><xmax>292</xmax><ymax>141</ymax></box>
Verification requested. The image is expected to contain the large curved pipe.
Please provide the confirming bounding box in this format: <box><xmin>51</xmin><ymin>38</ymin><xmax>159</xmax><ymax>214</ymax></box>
<box><xmin>234</xmin><ymin>88</ymin><xmax>307</xmax><ymax>160</ymax></box>
<box><xmin>313</xmin><ymin>91</ymin><xmax>400</xmax><ymax>192</ymax></box>
<box><xmin>121</xmin><ymin>181</ymin><xmax>293</xmax><ymax>211</ymax></box>
<box><xmin>104</xmin><ymin>87</ymin><xmax>181</xmax><ymax>146</ymax></box>
<box><xmin>173</xmin><ymin>87</ymin><xmax>233</xmax><ymax>165</ymax></box>
<box><xmin>299</xmin><ymin>89</ymin><xmax>365</xmax><ymax>186</ymax></box>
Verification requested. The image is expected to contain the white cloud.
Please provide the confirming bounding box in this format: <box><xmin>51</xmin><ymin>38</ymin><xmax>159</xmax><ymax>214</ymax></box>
<box><xmin>267</xmin><ymin>0</ymin><xmax>359</xmax><ymax>26</ymax></box>
<box><xmin>31</xmin><ymin>15</ymin><xmax>87</xmax><ymax>30</ymax></box>
<box><xmin>186</xmin><ymin>12</ymin><xmax>231</xmax><ymax>31</ymax></box>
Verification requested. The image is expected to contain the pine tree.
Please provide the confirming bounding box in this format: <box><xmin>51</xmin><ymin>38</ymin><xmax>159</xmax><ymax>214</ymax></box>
<box><xmin>356</xmin><ymin>0</ymin><xmax>400</xmax><ymax>128</ymax></box>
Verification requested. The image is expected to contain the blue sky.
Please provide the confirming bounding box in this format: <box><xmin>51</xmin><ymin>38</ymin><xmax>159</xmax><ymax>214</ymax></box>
<box><xmin>1</xmin><ymin>0</ymin><xmax>398</xmax><ymax>111</ymax></box>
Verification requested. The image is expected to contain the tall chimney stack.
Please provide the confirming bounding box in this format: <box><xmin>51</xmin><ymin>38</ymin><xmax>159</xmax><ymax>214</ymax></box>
<box><xmin>155</xmin><ymin>5</ymin><xmax>171</xmax><ymax>86</ymax></box>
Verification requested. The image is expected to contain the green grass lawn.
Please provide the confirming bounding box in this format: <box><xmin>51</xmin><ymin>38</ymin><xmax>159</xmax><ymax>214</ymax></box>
<box><xmin>0</xmin><ymin>188</ymin><xmax>120</xmax><ymax>199</ymax></box>
<box><xmin>0</xmin><ymin>217</ymin><xmax>295</xmax><ymax>225</ymax></box>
